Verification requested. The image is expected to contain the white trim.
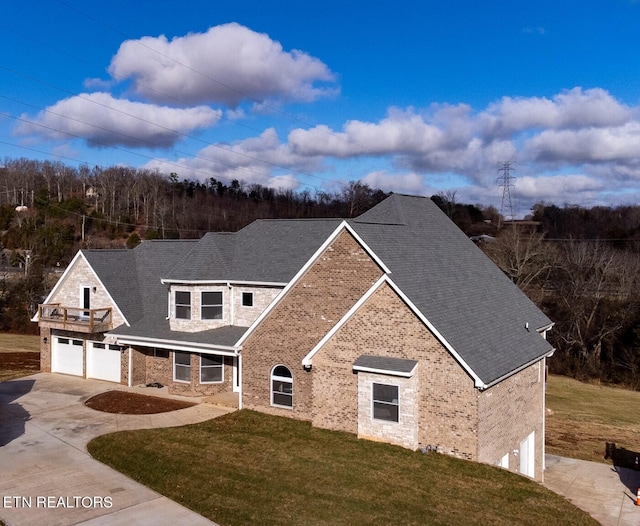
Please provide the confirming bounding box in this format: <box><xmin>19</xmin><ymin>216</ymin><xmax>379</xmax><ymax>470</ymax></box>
<box><xmin>302</xmin><ymin>275</ymin><xmax>387</xmax><ymax>366</ymax></box>
<box><xmin>270</xmin><ymin>364</ymin><xmax>293</xmax><ymax>409</ymax></box>
<box><xmin>199</xmin><ymin>353</ymin><xmax>224</xmax><ymax>384</ymax></box>
<box><xmin>33</xmin><ymin>251</ymin><xmax>130</xmax><ymax>326</ymax></box>
<box><xmin>301</xmin><ymin>274</ymin><xmax>551</xmax><ymax>390</ymax></box>
<box><xmin>371</xmin><ymin>382</ymin><xmax>400</xmax><ymax>423</ymax></box>
<box><xmin>128</xmin><ymin>346</ymin><xmax>132</xmax><ymax>388</ymax></box>
<box><xmin>352</xmin><ymin>364</ymin><xmax>417</xmax><ymax>378</ymax></box>
<box><xmin>236</xmin><ymin>221</ymin><xmax>388</xmax><ymax>347</ymax></box>
<box><xmin>161</xmin><ymin>279</ymin><xmax>287</xmax><ymax>287</ymax></box>
<box><xmin>113</xmin><ymin>334</ymin><xmax>240</xmax><ymax>355</ymax></box>
<box><xmin>173</xmin><ymin>350</ymin><xmax>191</xmax><ymax>383</ymax></box>
<box><xmin>237</xmin><ymin>353</ymin><xmax>243</xmax><ymax>406</ymax></box>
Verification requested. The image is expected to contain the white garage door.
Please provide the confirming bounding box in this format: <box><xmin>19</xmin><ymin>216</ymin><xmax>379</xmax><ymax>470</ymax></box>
<box><xmin>86</xmin><ymin>342</ymin><xmax>121</xmax><ymax>383</ymax></box>
<box><xmin>52</xmin><ymin>337</ymin><xmax>84</xmax><ymax>376</ymax></box>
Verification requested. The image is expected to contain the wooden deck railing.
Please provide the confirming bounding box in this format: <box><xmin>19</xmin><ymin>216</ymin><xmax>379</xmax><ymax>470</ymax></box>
<box><xmin>38</xmin><ymin>304</ymin><xmax>113</xmax><ymax>333</ymax></box>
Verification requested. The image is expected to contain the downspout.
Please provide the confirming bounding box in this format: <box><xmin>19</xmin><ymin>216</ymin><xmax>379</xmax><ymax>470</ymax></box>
<box><xmin>541</xmin><ymin>357</ymin><xmax>546</xmax><ymax>480</ymax></box>
<box><xmin>228</xmin><ymin>282</ymin><xmax>234</xmax><ymax>325</ymax></box>
<box><xmin>128</xmin><ymin>347</ymin><xmax>132</xmax><ymax>387</ymax></box>
<box><xmin>238</xmin><ymin>352</ymin><xmax>243</xmax><ymax>410</ymax></box>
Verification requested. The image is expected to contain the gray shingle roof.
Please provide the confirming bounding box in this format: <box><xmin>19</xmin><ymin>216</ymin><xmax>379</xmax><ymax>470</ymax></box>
<box><xmin>350</xmin><ymin>194</ymin><xmax>552</xmax><ymax>385</ymax></box>
<box><xmin>164</xmin><ymin>219</ymin><xmax>342</xmax><ymax>283</ymax></box>
<box><xmin>83</xmin><ymin>239</ymin><xmax>198</xmax><ymax>326</ymax></box>
<box><xmin>353</xmin><ymin>355</ymin><xmax>418</xmax><ymax>376</ymax></box>
<box><xmin>85</xmin><ymin>194</ymin><xmax>552</xmax><ymax>386</ymax></box>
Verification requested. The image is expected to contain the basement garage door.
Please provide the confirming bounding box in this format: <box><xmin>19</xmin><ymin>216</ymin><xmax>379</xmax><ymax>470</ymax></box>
<box><xmin>86</xmin><ymin>342</ymin><xmax>121</xmax><ymax>383</ymax></box>
<box><xmin>52</xmin><ymin>337</ymin><xmax>84</xmax><ymax>376</ymax></box>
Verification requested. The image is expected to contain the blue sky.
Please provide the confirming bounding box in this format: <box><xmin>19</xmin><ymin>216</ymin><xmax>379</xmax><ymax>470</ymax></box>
<box><xmin>2</xmin><ymin>0</ymin><xmax>640</xmax><ymax>216</ymax></box>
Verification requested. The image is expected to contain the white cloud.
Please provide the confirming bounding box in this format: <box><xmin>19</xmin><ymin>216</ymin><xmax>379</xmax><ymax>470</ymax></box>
<box><xmin>480</xmin><ymin>87</ymin><xmax>631</xmax><ymax>139</ymax></box>
<box><xmin>108</xmin><ymin>23</ymin><xmax>338</xmax><ymax>106</ymax></box>
<box><xmin>525</xmin><ymin>122</ymin><xmax>640</xmax><ymax>164</ymax></box>
<box><xmin>142</xmin><ymin>128</ymin><xmax>317</xmax><ymax>187</ymax></box>
<box><xmin>14</xmin><ymin>92</ymin><xmax>221</xmax><ymax>148</ymax></box>
<box><xmin>360</xmin><ymin>170</ymin><xmax>426</xmax><ymax>194</ymax></box>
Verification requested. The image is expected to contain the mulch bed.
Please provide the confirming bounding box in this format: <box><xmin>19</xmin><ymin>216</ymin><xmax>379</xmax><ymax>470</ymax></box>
<box><xmin>85</xmin><ymin>390</ymin><xmax>196</xmax><ymax>414</ymax></box>
<box><xmin>0</xmin><ymin>351</ymin><xmax>40</xmax><ymax>371</ymax></box>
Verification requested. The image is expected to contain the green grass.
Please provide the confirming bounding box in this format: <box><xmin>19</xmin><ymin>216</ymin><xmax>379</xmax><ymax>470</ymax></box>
<box><xmin>546</xmin><ymin>374</ymin><xmax>640</xmax><ymax>463</ymax></box>
<box><xmin>89</xmin><ymin>410</ymin><xmax>597</xmax><ymax>526</ymax></box>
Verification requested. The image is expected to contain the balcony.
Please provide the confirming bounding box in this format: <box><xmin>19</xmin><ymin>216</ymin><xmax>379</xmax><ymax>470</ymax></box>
<box><xmin>38</xmin><ymin>304</ymin><xmax>113</xmax><ymax>333</ymax></box>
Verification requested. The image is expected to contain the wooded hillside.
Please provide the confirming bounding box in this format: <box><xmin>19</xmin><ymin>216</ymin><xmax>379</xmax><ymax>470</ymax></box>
<box><xmin>3</xmin><ymin>157</ymin><xmax>640</xmax><ymax>388</ymax></box>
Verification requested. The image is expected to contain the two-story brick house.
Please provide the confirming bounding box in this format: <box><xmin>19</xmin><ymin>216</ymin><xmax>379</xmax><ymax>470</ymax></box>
<box><xmin>36</xmin><ymin>194</ymin><xmax>553</xmax><ymax>480</ymax></box>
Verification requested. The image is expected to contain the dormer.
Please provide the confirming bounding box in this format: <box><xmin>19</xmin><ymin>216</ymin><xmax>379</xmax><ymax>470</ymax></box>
<box><xmin>167</xmin><ymin>282</ymin><xmax>282</xmax><ymax>332</ymax></box>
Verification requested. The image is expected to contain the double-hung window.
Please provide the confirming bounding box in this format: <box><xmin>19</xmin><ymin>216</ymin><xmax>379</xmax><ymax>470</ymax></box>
<box><xmin>201</xmin><ymin>291</ymin><xmax>223</xmax><ymax>320</ymax></box>
<box><xmin>175</xmin><ymin>291</ymin><xmax>191</xmax><ymax>319</ymax></box>
<box><xmin>174</xmin><ymin>351</ymin><xmax>191</xmax><ymax>382</ymax></box>
<box><xmin>372</xmin><ymin>383</ymin><xmax>399</xmax><ymax>422</ymax></box>
<box><xmin>200</xmin><ymin>354</ymin><xmax>223</xmax><ymax>383</ymax></box>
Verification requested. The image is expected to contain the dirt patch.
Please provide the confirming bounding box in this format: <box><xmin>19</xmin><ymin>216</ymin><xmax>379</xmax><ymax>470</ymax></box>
<box><xmin>0</xmin><ymin>351</ymin><xmax>40</xmax><ymax>370</ymax></box>
<box><xmin>85</xmin><ymin>390</ymin><xmax>196</xmax><ymax>414</ymax></box>
<box><xmin>0</xmin><ymin>351</ymin><xmax>40</xmax><ymax>381</ymax></box>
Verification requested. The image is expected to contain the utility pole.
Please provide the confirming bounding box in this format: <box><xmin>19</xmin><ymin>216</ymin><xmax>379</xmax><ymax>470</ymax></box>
<box><xmin>497</xmin><ymin>161</ymin><xmax>516</xmax><ymax>228</ymax></box>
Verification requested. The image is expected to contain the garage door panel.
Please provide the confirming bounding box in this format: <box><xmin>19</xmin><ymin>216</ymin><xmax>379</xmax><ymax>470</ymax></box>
<box><xmin>87</xmin><ymin>342</ymin><xmax>121</xmax><ymax>383</ymax></box>
<box><xmin>52</xmin><ymin>338</ymin><xmax>84</xmax><ymax>376</ymax></box>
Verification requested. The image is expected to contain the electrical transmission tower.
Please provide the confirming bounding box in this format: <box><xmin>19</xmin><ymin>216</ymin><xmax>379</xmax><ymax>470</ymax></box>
<box><xmin>497</xmin><ymin>161</ymin><xmax>516</xmax><ymax>227</ymax></box>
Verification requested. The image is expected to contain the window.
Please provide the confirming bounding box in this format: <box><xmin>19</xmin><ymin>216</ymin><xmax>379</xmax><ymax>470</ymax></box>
<box><xmin>200</xmin><ymin>354</ymin><xmax>223</xmax><ymax>383</ymax></box>
<box><xmin>201</xmin><ymin>291</ymin><xmax>223</xmax><ymax>320</ymax></box>
<box><xmin>175</xmin><ymin>291</ymin><xmax>191</xmax><ymax>319</ymax></box>
<box><xmin>271</xmin><ymin>365</ymin><xmax>293</xmax><ymax>408</ymax></box>
<box><xmin>372</xmin><ymin>383</ymin><xmax>399</xmax><ymax>422</ymax></box>
<box><xmin>153</xmin><ymin>348</ymin><xmax>169</xmax><ymax>359</ymax></box>
<box><xmin>242</xmin><ymin>292</ymin><xmax>253</xmax><ymax>307</ymax></box>
<box><xmin>93</xmin><ymin>342</ymin><xmax>105</xmax><ymax>349</ymax></box>
<box><xmin>174</xmin><ymin>351</ymin><xmax>191</xmax><ymax>382</ymax></box>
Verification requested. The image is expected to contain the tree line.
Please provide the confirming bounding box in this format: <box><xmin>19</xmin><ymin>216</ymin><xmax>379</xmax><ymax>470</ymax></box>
<box><xmin>3</xmin><ymin>157</ymin><xmax>640</xmax><ymax>389</ymax></box>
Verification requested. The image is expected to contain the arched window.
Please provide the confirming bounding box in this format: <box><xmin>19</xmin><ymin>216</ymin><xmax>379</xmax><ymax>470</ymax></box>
<box><xmin>271</xmin><ymin>365</ymin><xmax>293</xmax><ymax>408</ymax></box>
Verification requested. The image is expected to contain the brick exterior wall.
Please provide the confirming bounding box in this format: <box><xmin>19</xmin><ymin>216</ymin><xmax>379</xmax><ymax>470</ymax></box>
<box><xmin>311</xmin><ymin>282</ymin><xmax>479</xmax><ymax>459</ymax></box>
<box><xmin>123</xmin><ymin>347</ymin><xmax>235</xmax><ymax>395</ymax></box>
<box><xmin>477</xmin><ymin>359</ymin><xmax>545</xmax><ymax>481</ymax></box>
<box><xmin>39</xmin><ymin>327</ymin><xmax>51</xmax><ymax>372</ymax></box>
<box><xmin>241</xmin><ymin>229</ymin><xmax>384</xmax><ymax>420</ymax></box>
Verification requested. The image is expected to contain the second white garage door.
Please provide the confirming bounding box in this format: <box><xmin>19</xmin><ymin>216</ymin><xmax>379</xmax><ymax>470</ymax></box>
<box><xmin>52</xmin><ymin>337</ymin><xmax>84</xmax><ymax>376</ymax></box>
<box><xmin>86</xmin><ymin>342</ymin><xmax>122</xmax><ymax>383</ymax></box>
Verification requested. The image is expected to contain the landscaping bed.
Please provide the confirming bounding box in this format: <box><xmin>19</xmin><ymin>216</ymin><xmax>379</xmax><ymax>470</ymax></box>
<box><xmin>85</xmin><ymin>390</ymin><xmax>196</xmax><ymax>414</ymax></box>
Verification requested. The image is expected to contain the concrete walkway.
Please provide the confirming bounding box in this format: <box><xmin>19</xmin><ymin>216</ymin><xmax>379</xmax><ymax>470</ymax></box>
<box><xmin>0</xmin><ymin>373</ymin><xmax>233</xmax><ymax>526</ymax></box>
<box><xmin>544</xmin><ymin>454</ymin><xmax>640</xmax><ymax>526</ymax></box>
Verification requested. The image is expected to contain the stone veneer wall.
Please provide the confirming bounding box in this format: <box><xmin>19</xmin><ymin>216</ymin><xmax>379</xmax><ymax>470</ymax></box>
<box><xmin>241</xmin><ymin>230</ymin><xmax>383</xmax><ymax>420</ymax></box>
<box><xmin>357</xmin><ymin>370</ymin><xmax>419</xmax><ymax>450</ymax></box>
<box><xmin>311</xmin><ymin>282</ymin><xmax>479</xmax><ymax>459</ymax></box>
<box><xmin>44</xmin><ymin>255</ymin><xmax>126</xmax><ymax>328</ymax></box>
<box><xmin>477</xmin><ymin>359</ymin><xmax>545</xmax><ymax>481</ymax></box>
<box><xmin>169</xmin><ymin>285</ymin><xmax>281</xmax><ymax>332</ymax></box>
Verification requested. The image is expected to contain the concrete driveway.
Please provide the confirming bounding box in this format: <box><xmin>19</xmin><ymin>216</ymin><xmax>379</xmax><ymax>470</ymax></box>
<box><xmin>544</xmin><ymin>454</ymin><xmax>640</xmax><ymax>526</ymax></box>
<box><xmin>0</xmin><ymin>373</ymin><xmax>232</xmax><ymax>526</ymax></box>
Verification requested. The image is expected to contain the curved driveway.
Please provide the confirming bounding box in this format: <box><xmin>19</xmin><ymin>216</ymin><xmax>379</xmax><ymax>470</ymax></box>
<box><xmin>0</xmin><ymin>373</ymin><xmax>231</xmax><ymax>526</ymax></box>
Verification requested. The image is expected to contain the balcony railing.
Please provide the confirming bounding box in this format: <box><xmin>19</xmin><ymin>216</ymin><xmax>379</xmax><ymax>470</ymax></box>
<box><xmin>38</xmin><ymin>303</ymin><xmax>113</xmax><ymax>333</ymax></box>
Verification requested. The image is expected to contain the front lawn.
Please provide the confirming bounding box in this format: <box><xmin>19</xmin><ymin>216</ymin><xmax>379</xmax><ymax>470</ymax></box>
<box><xmin>88</xmin><ymin>410</ymin><xmax>596</xmax><ymax>526</ymax></box>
